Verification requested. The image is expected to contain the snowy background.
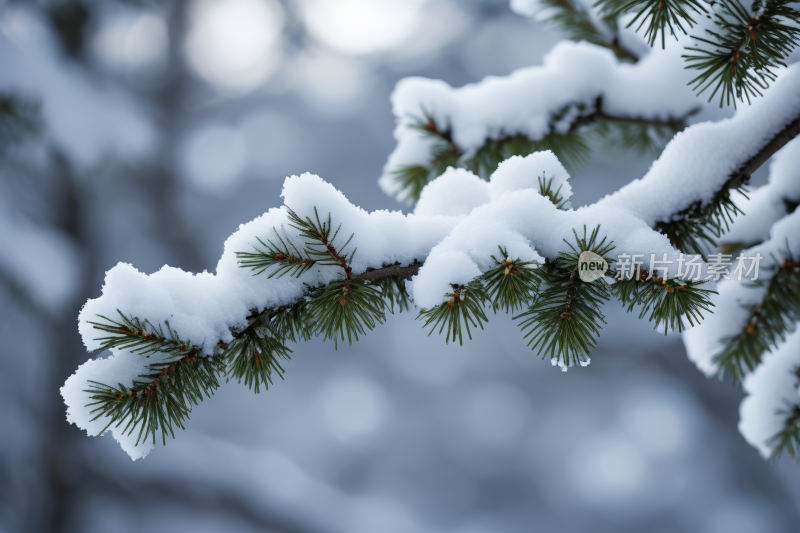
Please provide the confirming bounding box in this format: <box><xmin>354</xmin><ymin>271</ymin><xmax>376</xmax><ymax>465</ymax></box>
<box><xmin>1</xmin><ymin>0</ymin><xmax>799</xmax><ymax>531</ymax></box>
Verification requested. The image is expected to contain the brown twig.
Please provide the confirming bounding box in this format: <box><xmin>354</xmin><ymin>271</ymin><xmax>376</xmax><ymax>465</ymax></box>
<box><xmin>725</xmin><ymin>114</ymin><xmax>800</xmax><ymax>190</ymax></box>
<box><xmin>569</xmin><ymin>97</ymin><xmax>700</xmax><ymax>133</ymax></box>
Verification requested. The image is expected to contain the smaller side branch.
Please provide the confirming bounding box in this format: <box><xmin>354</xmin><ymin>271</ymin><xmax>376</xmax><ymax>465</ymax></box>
<box><xmin>355</xmin><ymin>263</ymin><xmax>422</xmax><ymax>282</ymax></box>
<box><xmin>655</xmin><ymin>111</ymin><xmax>800</xmax><ymax>255</ymax></box>
<box><xmin>726</xmin><ymin>114</ymin><xmax>800</xmax><ymax>190</ymax></box>
<box><xmin>569</xmin><ymin>97</ymin><xmax>699</xmax><ymax>133</ymax></box>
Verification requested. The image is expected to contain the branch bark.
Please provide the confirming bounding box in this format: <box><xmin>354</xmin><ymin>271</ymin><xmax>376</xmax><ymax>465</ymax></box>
<box><xmin>354</xmin><ymin>262</ymin><xmax>422</xmax><ymax>281</ymax></box>
<box><xmin>725</xmin><ymin>113</ymin><xmax>800</xmax><ymax>190</ymax></box>
<box><xmin>569</xmin><ymin>97</ymin><xmax>700</xmax><ymax>133</ymax></box>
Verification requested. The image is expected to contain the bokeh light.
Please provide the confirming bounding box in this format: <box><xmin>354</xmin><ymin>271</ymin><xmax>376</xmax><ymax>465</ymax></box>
<box><xmin>184</xmin><ymin>0</ymin><xmax>284</xmax><ymax>93</ymax></box>
<box><xmin>180</xmin><ymin>124</ymin><xmax>247</xmax><ymax>193</ymax></box>
<box><xmin>317</xmin><ymin>375</ymin><xmax>387</xmax><ymax>443</ymax></box>
<box><xmin>92</xmin><ymin>10</ymin><xmax>168</xmax><ymax>74</ymax></box>
<box><xmin>298</xmin><ymin>0</ymin><xmax>429</xmax><ymax>56</ymax></box>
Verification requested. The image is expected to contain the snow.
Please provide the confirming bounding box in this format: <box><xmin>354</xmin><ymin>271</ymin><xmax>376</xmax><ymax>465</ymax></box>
<box><xmin>722</xmin><ymin>136</ymin><xmax>800</xmax><ymax>247</ymax></box>
<box><xmin>379</xmin><ymin>38</ymin><xmax>701</xmax><ymax>203</ymax></box>
<box><xmin>413</xmin><ymin>167</ymin><xmax>489</xmax><ymax>216</ymax></box>
<box><xmin>738</xmin><ymin>329</ymin><xmax>800</xmax><ymax>459</ymax></box>
<box><xmin>598</xmin><ymin>63</ymin><xmax>800</xmax><ymax>226</ymax></box>
<box><xmin>69</xmin><ymin>147</ymin><xmax>720</xmax><ymax>458</ymax></box>
<box><xmin>412</xmin><ymin>151</ymin><xmax>572</xmax><ymax>216</ymax></box>
<box><xmin>78</xmin><ymin>173</ymin><xmax>463</xmax><ymax>355</ymax></box>
<box><xmin>60</xmin><ymin>350</ymin><xmax>156</xmax><ymax>460</ymax></box>
<box><xmin>683</xmin><ymin>209</ymin><xmax>800</xmax><ymax>376</ymax></box>
<box><xmin>489</xmin><ymin>152</ymin><xmax>572</xmax><ymax>206</ymax></box>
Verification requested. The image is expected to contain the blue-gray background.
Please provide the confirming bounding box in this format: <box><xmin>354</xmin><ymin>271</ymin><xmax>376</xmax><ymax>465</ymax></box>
<box><xmin>1</xmin><ymin>1</ymin><xmax>798</xmax><ymax>532</ymax></box>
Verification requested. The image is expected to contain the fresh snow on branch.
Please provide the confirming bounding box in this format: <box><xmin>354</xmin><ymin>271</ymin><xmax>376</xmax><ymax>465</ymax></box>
<box><xmin>739</xmin><ymin>329</ymin><xmax>800</xmax><ymax>460</ymax></box>
<box><xmin>409</xmin><ymin>152</ymin><xmax>695</xmax><ymax>308</ymax></box>
<box><xmin>64</xmin><ymin>148</ymin><xmax>718</xmax><ymax>459</ymax></box>
<box><xmin>721</xmin><ymin>136</ymin><xmax>800</xmax><ymax>247</ymax></box>
<box><xmin>379</xmin><ymin>38</ymin><xmax>699</xmax><ymax>202</ymax></box>
<box><xmin>682</xmin><ymin>209</ymin><xmax>800</xmax><ymax>376</ymax></box>
<box><xmin>597</xmin><ymin>64</ymin><xmax>800</xmax><ymax>226</ymax></box>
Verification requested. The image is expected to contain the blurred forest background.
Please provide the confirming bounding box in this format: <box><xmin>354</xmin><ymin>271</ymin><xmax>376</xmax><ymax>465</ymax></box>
<box><xmin>1</xmin><ymin>0</ymin><xmax>799</xmax><ymax>532</ymax></box>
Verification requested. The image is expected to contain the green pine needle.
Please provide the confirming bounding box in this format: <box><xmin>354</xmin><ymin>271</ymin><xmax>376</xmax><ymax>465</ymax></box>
<box><xmin>89</xmin><ymin>311</ymin><xmax>197</xmax><ymax>359</ymax></box>
<box><xmin>536</xmin><ymin>0</ymin><xmax>639</xmax><ymax>60</ymax></box>
<box><xmin>392</xmin><ymin>165</ymin><xmax>434</xmax><ymax>203</ymax></box>
<box><xmin>483</xmin><ymin>246</ymin><xmax>542</xmax><ymax>314</ymax></box>
<box><xmin>393</xmin><ymin>112</ymin><xmax>591</xmax><ymax>201</ymax></box>
<box><xmin>683</xmin><ymin>0</ymin><xmax>800</xmax><ymax>107</ymax></box>
<box><xmin>769</xmin><ymin>404</ymin><xmax>800</xmax><ymax>463</ymax></box>
<box><xmin>85</xmin><ymin>349</ymin><xmax>225</xmax><ymax>447</ymax></box>
<box><xmin>589</xmin><ymin>120</ymin><xmax>675</xmax><ymax>155</ymax></box>
<box><xmin>225</xmin><ymin>325</ymin><xmax>291</xmax><ymax>393</ymax></box>
<box><xmin>596</xmin><ymin>0</ymin><xmax>706</xmax><ymax>48</ymax></box>
<box><xmin>376</xmin><ymin>275</ymin><xmax>413</xmax><ymax>314</ymax></box>
<box><xmin>287</xmin><ymin>207</ymin><xmax>357</xmax><ymax>267</ymax></box>
<box><xmin>713</xmin><ymin>249</ymin><xmax>800</xmax><ymax>381</ymax></box>
<box><xmin>309</xmin><ymin>279</ymin><xmax>386</xmax><ymax>348</ymax></box>
<box><xmin>655</xmin><ymin>187</ymin><xmax>747</xmax><ymax>258</ymax></box>
<box><xmin>391</xmin><ymin>112</ymin><xmax>462</xmax><ymax>202</ymax></box>
<box><xmin>613</xmin><ymin>273</ymin><xmax>716</xmax><ymax>334</ymax></box>
<box><xmin>537</xmin><ymin>173</ymin><xmax>570</xmax><ymax>209</ymax></box>
<box><xmin>465</xmin><ymin>131</ymin><xmax>591</xmax><ymax>180</ymax></box>
<box><xmin>418</xmin><ymin>281</ymin><xmax>490</xmax><ymax>345</ymax></box>
<box><xmin>515</xmin><ymin>226</ymin><xmax>615</xmax><ymax>368</ymax></box>
<box><xmin>236</xmin><ymin>228</ymin><xmax>316</xmax><ymax>278</ymax></box>
<box><xmin>269</xmin><ymin>301</ymin><xmax>314</xmax><ymax>343</ymax></box>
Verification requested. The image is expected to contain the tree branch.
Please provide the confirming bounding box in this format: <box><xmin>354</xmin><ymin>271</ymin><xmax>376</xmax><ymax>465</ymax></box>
<box><xmin>569</xmin><ymin>97</ymin><xmax>700</xmax><ymax>133</ymax></box>
<box><xmin>354</xmin><ymin>262</ymin><xmax>421</xmax><ymax>282</ymax></box>
<box><xmin>725</xmin><ymin>113</ymin><xmax>800</xmax><ymax>190</ymax></box>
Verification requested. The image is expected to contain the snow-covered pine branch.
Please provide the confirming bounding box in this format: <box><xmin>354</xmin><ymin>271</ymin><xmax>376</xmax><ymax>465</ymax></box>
<box><xmin>513</xmin><ymin>0</ymin><xmax>800</xmax><ymax>105</ymax></box>
<box><xmin>379</xmin><ymin>38</ymin><xmax>702</xmax><ymax>203</ymax></box>
<box><xmin>61</xmin><ymin>55</ymin><xmax>799</xmax><ymax>459</ymax></box>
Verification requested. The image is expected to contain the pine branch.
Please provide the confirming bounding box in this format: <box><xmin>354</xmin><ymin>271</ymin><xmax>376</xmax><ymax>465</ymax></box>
<box><xmin>287</xmin><ymin>207</ymin><xmax>357</xmax><ymax>268</ymax></box>
<box><xmin>515</xmin><ymin>226</ymin><xmax>616</xmax><ymax>368</ymax></box>
<box><xmin>769</xmin><ymin>403</ymin><xmax>800</xmax><ymax>463</ymax></box>
<box><xmin>612</xmin><ymin>269</ymin><xmax>716</xmax><ymax>334</ymax></box>
<box><xmin>225</xmin><ymin>322</ymin><xmax>291</xmax><ymax>393</ymax></box>
<box><xmin>483</xmin><ymin>246</ymin><xmax>542</xmax><ymax>313</ymax></box>
<box><xmin>269</xmin><ymin>302</ymin><xmax>314</xmax><ymax>343</ymax></box>
<box><xmin>89</xmin><ymin>311</ymin><xmax>200</xmax><ymax>359</ymax></box>
<box><xmin>236</xmin><ymin>228</ymin><xmax>316</xmax><ymax>278</ymax></box>
<box><xmin>654</xmin><ymin>186</ymin><xmax>747</xmax><ymax>257</ymax></box>
<box><xmin>393</xmin><ymin>100</ymin><xmax>697</xmax><ymax>200</ymax></box>
<box><xmin>392</xmin><ymin>111</ymin><xmax>462</xmax><ymax>200</ymax></box>
<box><xmin>85</xmin><ymin>348</ymin><xmax>226</xmax><ymax>447</ymax></box>
<box><xmin>309</xmin><ymin>279</ymin><xmax>386</xmax><ymax>348</ymax></box>
<box><xmin>376</xmin><ymin>275</ymin><xmax>413</xmax><ymax>314</ymax></box>
<box><xmin>655</xmin><ymin>111</ymin><xmax>800</xmax><ymax>256</ymax></box>
<box><xmin>725</xmin><ymin>112</ymin><xmax>800</xmax><ymax>190</ymax></box>
<box><xmin>355</xmin><ymin>262</ymin><xmax>423</xmax><ymax>282</ymax></box>
<box><xmin>713</xmin><ymin>251</ymin><xmax>800</xmax><ymax>381</ymax></box>
<box><xmin>537</xmin><ymin>0</ymin><xmax>642</xmax><ymax>61</ymax></box>
<box><xmin>465</xmin><ymin>130</ymin><xmax>592</xmax><ymax>179</ymax></box>
<box><xmin>418</xmin><ymin>281</ymin><xmax>490</xmax><ymax>345</ymax></box>
<box><xmin>595</xmin><ymin>0</ymin><xmax>707</xmax><ymax>48</ymax></box>
<box><xmin>683</xmin><ymin>0</ymin><xmax>800</xmax><ymax>107</ymax></box>
<box><xmin>537</xmin><ymin>173</ymin><xmax>570</xmax><ymax>209</ymax></box>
